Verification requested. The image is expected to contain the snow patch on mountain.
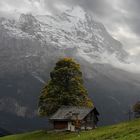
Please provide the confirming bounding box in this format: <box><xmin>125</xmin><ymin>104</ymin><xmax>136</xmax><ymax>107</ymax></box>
<box><xmin>0</xmin><ymin>6</ymin><xmax>129</xmax><ymax>75</ymax></box>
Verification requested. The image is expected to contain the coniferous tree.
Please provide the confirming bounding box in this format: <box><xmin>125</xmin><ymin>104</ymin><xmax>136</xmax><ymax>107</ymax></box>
<box><xmin>38</xmin><ymin>58</ymin><xmax>93</xmax><ymax>116</ymax></box>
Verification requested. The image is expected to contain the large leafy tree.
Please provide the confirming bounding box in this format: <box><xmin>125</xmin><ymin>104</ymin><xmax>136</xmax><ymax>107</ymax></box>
<box><xmin>38</xmin><ymin>58</ymin><xmax>93</xmax><ymax>116</ymax></box>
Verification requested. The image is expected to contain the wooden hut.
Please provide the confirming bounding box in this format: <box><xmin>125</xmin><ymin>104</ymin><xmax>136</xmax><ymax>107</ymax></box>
<box><xmin>49</xmin><ymin>106</ymin><xmax>99</xmax><ymax>131</ymax></box>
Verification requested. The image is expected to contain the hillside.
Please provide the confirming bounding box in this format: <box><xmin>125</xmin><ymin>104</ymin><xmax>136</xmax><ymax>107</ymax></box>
<box><xmin>1</xmin><ymin>119</ymin><xmax>140</xmax><ymax>140</ymax></box>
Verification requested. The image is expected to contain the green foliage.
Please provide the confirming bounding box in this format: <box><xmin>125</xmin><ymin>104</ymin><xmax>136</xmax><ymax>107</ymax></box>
<box><xmin>133</xmin><ymin>101</ymin><xmax>140</xmax><ymax>112</ymax></box>
<box><xmin>1</xmin><ymin>119</ymin><xmax>140</xmax><ymax>140</ymax></box>
<box><xmin>38</xmin><ymin>58</ymin><xmax>93</xmax><ymax>116</ymax></box>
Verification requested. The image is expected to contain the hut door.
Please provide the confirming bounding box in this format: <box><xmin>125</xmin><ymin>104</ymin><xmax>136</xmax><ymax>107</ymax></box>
<box><xmin>68</xmin><ymin>122</ymin><xmax>75</xmax><ymax>132</ymax></box>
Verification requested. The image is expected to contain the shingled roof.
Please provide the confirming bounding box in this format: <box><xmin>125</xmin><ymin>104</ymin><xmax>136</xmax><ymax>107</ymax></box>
<box><xmin>50</xmin><ymin>106</ymin><xmax>94</xmax><ymax>121</ymax></box>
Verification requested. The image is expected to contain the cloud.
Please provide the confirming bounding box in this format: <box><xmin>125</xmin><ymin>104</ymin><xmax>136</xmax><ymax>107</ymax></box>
<box><xmin>0</xmin><ymin>0</ymin><xmax>50</xmax><ymax>18</ymax></box>
<box><xmin>42</xmin><ymin>0</ymin><xmax>115</xmax><ymax>16</ymax></box>
<box><xmin>119</xmin><ymin>0</ymin><xmax>140</xmax><ymax>36</ymax></box>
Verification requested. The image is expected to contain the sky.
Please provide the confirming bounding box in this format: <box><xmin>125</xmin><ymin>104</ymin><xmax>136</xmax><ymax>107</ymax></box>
<box><xmin>0</xmin><ymin>0</ymin><xmax>140</xmax><ymax>56</ymax></box>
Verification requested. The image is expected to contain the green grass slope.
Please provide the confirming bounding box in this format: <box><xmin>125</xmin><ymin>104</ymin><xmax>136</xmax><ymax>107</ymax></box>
<box><xmin>1</xmin><ymin>119</ymin><xmax>140</xmax><ymax>140</ymax></box>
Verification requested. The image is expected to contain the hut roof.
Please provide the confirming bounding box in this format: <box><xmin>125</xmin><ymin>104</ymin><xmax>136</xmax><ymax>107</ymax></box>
<box><xmin>50</xmin><ymin>106</ymin><xmax>96</xmax><ymax>121</ymax></box>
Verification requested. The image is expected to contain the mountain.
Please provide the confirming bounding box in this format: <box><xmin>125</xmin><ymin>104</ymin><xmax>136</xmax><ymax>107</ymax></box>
<box><xmin>0</xmin><ymin>7</ymin><xmax>128</xmax><ymax>73</ymax></box>
<box><xmin>0</xmin><ymin>6</ymin><xmax>139</xmax><ymax>132</ymax></box>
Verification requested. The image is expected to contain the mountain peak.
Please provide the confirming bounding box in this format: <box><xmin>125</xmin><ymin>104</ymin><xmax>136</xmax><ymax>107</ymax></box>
<box><xmin>64</xmin><ymin>6</ymin><xmax>86</xmax><ymax>20</ymax></box>
<box><xmin>19</xmin><ymin>14</ymin><xmax>37</xmax><ymax>25</ymax></box>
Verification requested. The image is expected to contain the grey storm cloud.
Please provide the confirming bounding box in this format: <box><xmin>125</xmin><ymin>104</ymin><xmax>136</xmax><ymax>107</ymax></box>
<box><xmin>120</xmin><ymin>0</ymin><xmax>140</xmax><ymax>36</ymax></box>
<box><xmin>43</xmin><ymin>0</ymin><xmax>115</xmax><ymax>16</ymax></box>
